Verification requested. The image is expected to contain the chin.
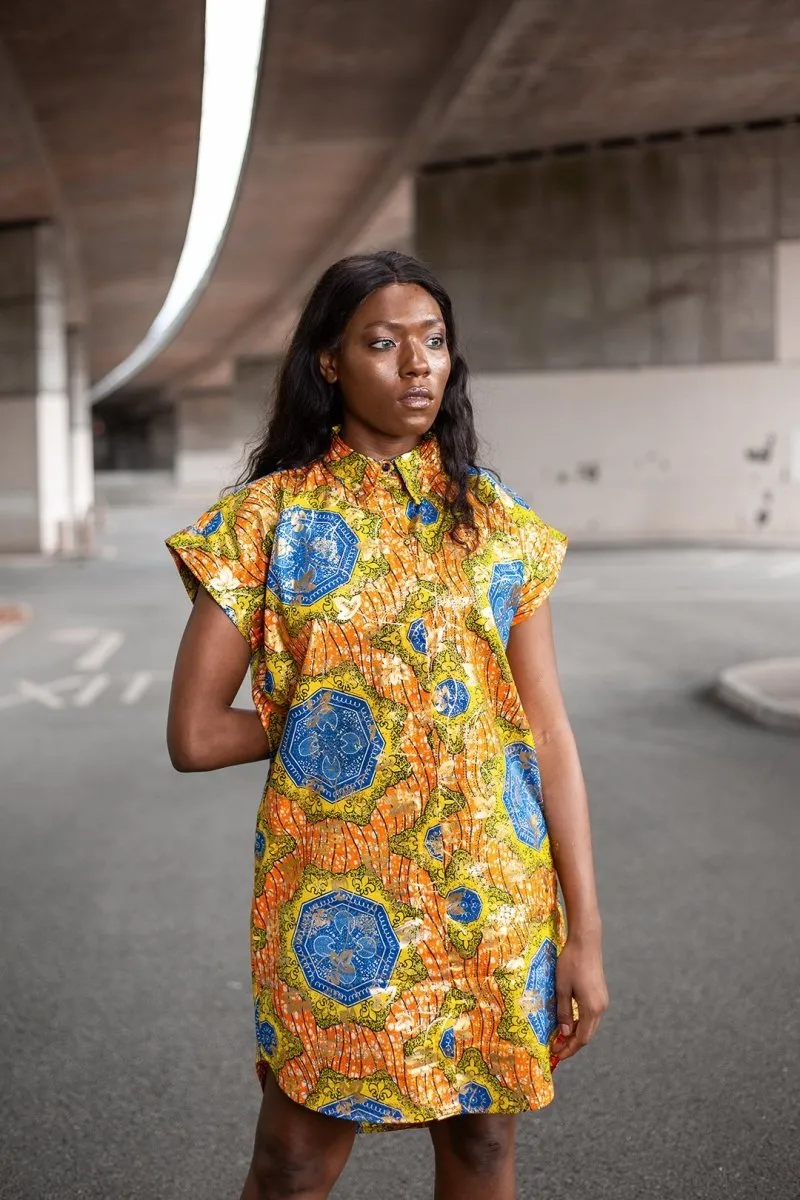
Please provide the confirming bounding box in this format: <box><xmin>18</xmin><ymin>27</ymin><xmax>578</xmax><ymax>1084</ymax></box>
<box><xmin>394</xmin><ymin>404</ymin><xmax>439</xmax><ymax>432</ymax></box>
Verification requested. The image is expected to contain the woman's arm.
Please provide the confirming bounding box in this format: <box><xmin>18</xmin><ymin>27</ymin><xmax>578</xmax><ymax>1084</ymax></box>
<box><xmin>506</xmin><ymin>600</ymin><xmax>609</xmax><ymax>1060</ymax></box>
<box><xmin>167</xmin><ymin>586</ymin><xmax>270</xmax><ymax>772</ymax></box>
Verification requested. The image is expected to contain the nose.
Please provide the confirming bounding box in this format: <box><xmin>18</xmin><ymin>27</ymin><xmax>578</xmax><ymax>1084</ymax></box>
<box><xmin>400</xmin><ymin>337</ymin><xmax>431</xmax><ymax>377</ymax></box>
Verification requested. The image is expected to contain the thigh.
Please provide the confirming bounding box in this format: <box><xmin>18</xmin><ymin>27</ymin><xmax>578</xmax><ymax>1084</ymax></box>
<box><xmin>244</xmin><ymin>1069</ymin><xmax>357</xmax><ymax>1199</ymax></box>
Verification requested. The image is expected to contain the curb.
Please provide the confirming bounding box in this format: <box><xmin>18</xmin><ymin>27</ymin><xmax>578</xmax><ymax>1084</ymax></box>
<box><xmin>716</xmin><ymin>658</ymin><xmax>800</xmax><ymax>733</ymax></box>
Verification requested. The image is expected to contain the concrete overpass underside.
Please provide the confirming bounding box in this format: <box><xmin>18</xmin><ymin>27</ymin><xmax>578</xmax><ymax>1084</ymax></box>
<box><xmin>3</xmin><ymin>0</ymin><xmax>800</xmax><ymax>548</ymax></box>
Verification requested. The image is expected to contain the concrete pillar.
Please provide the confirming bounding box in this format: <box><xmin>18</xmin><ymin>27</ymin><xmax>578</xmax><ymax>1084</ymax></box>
<box><xmin>67</xmin><ymin>326</ymin><xmax>96</xmax><ymax>551</ymax></box>
<box><xmin>0</xmin><ymin>221</ymin><xmax>72</xmax><ymax>554</ymax></box>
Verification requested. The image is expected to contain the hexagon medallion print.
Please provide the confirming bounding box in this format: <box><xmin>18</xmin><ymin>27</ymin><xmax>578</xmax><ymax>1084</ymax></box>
<box><xmin>439</xmin><ymin>1026</ymin><xmax>456</xmax><ymax>1059</ymax></box>
<box><xmin>433</xmin><ymin>678</ymin><xmax>470</xmax><ymax>717</ymax></box>
<box><xmin>523</xmin><ymin>938</ymin><xmax>558</xmax><ymax>1045</ymax></box>
<box><xmin>255</xmin><ymin>1015</ymin><xmax>278</xmax><ymax>1057</ymax></box>
<box><xmin>267</xmin><ymin>507</ymin><xmax>359</xmax><ymax>605</ymax></box>
<box><xmin>292</xmin><ymin>890</ymin><xmax>400</xmax><ymax>1006</ymax></box>
<box><xmin>458</xmin><ymin>1082</ymin><xmax>493</xmax><ymax>1113</ymax></box>
<box><xmin>488</xmin><ymin>560</ymin><xmax>524</xmax><ymax>645</ymax></box>
<box><xmin>424</xmin><ymin>824</ymin><xmax>444</xmax><ymax>862</ymax></box>
<box><xmin>406</xmin><ymin>498</ymin><xmax>439</xmax><ymax>525</ymax></box>
<box><xmin>407</xmin><ymin>617</ymin><xmax>428</xmax><ymax>655</ymax></box>
<box><xmin>319</xmin><ymin>1096</ymin><xmax>404</xmax><ymax>1123</ymax></box>
<box><xmin>281</xmin><ymin>689</ymin><xmax>385</xmax><ymax>802</ymax></box>
<box><xmin>446</xmin><ymin>886</ymin><xmax>483</xmax><ymax>923</ymax></box>
<box><xmin>503</xmin><ymin>742</ymin><xmax>547</xmax><ymax>849</ymax></box>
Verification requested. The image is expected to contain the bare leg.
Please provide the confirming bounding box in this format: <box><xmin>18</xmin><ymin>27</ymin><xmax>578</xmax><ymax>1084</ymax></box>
<box><xmin>429</xmin><ymin>1113</ymin><xmax>517</xmax><ymax>1200</ymax></box>
<box><xmin>240</xmin><ymin>1069</ymin><xmax>357</xmax><ymax>1200</ymax></box>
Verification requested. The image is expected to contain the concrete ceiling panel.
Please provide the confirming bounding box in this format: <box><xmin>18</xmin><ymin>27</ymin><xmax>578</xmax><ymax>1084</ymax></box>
<box><xmin>0</xmin><ymin>0</ymin><xmax>203</xmax><ymax>363</ymax></box>
<box><xmin>430</xmin><ymin>0</ymin><xmax>800</xmax><ymax>163</ymax></box>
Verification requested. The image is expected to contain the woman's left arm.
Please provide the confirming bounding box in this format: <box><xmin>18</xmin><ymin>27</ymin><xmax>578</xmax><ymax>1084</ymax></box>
<box><xmin>506</xmin><ymin>600</ymin><xmax>609</xmax><ymax>1061</ymax></box>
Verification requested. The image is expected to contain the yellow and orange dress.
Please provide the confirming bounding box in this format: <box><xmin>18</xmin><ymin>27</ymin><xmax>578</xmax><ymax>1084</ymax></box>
<box><xmin>167</xmin><ymin>430</ymin><xmax>568</xmax><ymax>1130</ymax></box>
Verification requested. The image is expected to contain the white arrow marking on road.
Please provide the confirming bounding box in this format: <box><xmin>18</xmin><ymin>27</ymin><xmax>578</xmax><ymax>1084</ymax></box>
<box><xmin>75</xmin><ymin>632</ymin><xmax>125</xmax><ymax>671</ymax></box>
<box><xmin>120</xmin><ymin>671</ymin><xmax>151</xmax><ymax>705</ymax></box>
<box><xmin>16</xmin><ymin>676</ymin><xmax>86</xmax><ymax>709</ymax></box>
<box><xmin>73</xmin><ymin>674</ymin><xmax>111</xmax><ymax>708</ymax></box>
<box><xmin>120</xmin><ymin>671</ymin><xmax>165</xmax><ymax>705</ymax></box>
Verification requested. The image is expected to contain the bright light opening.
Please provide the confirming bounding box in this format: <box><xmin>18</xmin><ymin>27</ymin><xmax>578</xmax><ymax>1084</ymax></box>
<box><xmin>91</xmin><ymin>0</ymin><xmax>268</xmax><ymax>402</ymax></box>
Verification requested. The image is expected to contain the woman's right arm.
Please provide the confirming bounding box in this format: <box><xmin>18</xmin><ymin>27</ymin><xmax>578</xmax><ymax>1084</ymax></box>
<box><xmin>167</xmin><ymin>585</ymin><xmax>270</xmax><ymax>772</ymax></box>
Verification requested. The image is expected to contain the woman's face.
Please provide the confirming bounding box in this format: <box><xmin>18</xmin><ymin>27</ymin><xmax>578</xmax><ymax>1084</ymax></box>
<box><xmin>319</xmin><ymin>282</ymin><xmax>451</xmax><ymax>450</ymax></box>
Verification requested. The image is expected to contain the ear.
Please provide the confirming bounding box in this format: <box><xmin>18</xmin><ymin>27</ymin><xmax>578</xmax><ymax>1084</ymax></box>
<box><xmin>319</xmin><ymin>349</ymin><xmax>338</xmax><ymax>384</ymax></box>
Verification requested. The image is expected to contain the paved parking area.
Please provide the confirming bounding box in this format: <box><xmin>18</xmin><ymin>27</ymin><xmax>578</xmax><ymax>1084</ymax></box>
<box><xmin>1</xmin><ymin>507</ymin><xmax>799</xmax><ymax>1199</ymax></box>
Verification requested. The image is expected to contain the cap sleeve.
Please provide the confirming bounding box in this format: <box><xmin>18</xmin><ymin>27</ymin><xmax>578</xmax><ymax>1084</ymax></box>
<box><xmin>511</xmin><ymin>509</ymin><xmax>568</xmax><ymax>626</ymax></box>
<box><xmin>165</xmin><ymin>483</ymin><xmax>272</xmax><ymax>651</ymax></box>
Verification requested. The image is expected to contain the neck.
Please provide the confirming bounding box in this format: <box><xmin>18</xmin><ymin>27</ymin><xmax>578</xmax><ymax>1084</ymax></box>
<box><xmin>340</xmin><ymin>416</ymin><xmax>428</xmax><ymax>461</ymax></box>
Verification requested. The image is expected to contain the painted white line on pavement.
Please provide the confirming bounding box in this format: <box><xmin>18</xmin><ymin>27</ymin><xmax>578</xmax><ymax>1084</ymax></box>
<box><xmin>75</xmin><ymin>632</ymin><xmax>125</xmax><ymax>671</ymax></box>
<box><xmin>120</xmin><ymin>672</ymin><xmax>155</xmax><ymax>705</ymax></box>
<box><xmin>16</xmin><ymin>677</ymin><xmax>85</xmax><ymax>709</ymax></box>
<box><xmin>73</xmin><ymin>674</ymin><xmax>112</xmax><ymax>708</ymax></box>
<box><xmin>0</xmin><ymin>624</ymin><xmax>24</xmax><ymax>646</ymax></box>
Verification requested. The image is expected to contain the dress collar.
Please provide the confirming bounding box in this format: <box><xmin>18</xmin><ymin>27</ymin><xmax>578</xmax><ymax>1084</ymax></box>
<box><xmin>323</xmin><ymin>429</ymin><xmax>445</xmax><ymax>503</ymax></box>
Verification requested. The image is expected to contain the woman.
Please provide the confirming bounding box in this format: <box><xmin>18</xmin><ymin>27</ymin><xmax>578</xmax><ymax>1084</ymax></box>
<box><xmin>166</xmin><ymin>250</ymin><xmax>607</xmax><ymax>1200</ymax></box>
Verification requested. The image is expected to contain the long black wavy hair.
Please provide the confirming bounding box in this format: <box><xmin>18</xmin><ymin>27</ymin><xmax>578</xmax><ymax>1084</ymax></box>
<box><xmin>237</xmin><ymin>250</ymin><xmax>479</xmax><ymax>543</ymax></box>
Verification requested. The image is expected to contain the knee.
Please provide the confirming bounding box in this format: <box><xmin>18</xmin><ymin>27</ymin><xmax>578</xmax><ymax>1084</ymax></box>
<box><xmin>447</xmin><ymin>1114</ymin><xmax>515</xmax><ymax>1176</ymax></box>
<box><xmin>249</xmin><ymin>1133</ymin><xmax>328</xmax><ymax>1198</ymax></box>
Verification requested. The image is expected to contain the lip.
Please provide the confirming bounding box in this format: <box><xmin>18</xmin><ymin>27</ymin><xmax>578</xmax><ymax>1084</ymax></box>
<box><xmin>398</xmin><ymin>387</ymin><xmax>432</xmax><ymax>408</ymax></box>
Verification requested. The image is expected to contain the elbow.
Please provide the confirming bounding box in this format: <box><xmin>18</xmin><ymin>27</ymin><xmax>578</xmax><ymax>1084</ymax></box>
<box><xmin>168</xmin><ymin>742</ymin><xmax>202</xmax><ymax>773</ymax></box>
<box><xmin>167</xmin><ymin>721</ymin><xmax>209</xmax><ymax>773</ymax></box>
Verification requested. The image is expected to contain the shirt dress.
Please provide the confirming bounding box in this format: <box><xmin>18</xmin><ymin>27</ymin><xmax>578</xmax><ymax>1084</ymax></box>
<box><xmin>167</xmin><ymin>430</ymin><xmax>568</xmax><ymax>1131</ymax></box>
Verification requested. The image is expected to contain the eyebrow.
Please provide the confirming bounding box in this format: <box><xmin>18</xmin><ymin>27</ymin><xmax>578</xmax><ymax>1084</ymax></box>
<box><xmin>362</xmin><ymin>318</ymin><xmax>444</xmax><ymax>332</ymax></box>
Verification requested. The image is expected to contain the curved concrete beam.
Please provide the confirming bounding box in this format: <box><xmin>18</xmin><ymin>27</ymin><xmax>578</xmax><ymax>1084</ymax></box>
<box><xmin>90</xmin><ymin>0</ymin><xmax>269</xmax><ymax>402</ymax></box>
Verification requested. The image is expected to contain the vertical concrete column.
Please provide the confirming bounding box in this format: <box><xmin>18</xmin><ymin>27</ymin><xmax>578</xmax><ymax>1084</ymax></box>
<box><xmin>67</xmin><ymin>326</ymin><xmax>96</xmax><ymax>550</ymax></box>
<box><xmin>233</xmin><ymin>356</ymin><xmax>279</xmax><ymax>460</ymax></box>
<box><xmin>0</xmin><ymin>221</ymin><xmax>72</xmax><ymax>554</ymax></box>
<box><xmin>174</xmin><ymin>389</ymin><xmax>237</xmax><ymax>493</ymax></box>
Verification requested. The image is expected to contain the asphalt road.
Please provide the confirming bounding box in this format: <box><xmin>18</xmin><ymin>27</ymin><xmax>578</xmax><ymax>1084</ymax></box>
<box><xmin>1</xmin><ymin>507</ymin><xmax>799</xmax><ymax>1200</ymax></box>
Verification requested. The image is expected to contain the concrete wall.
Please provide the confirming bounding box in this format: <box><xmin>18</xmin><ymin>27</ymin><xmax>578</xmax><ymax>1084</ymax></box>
<box><xmin>419</xmin><ymin>125</ymin><xmax>800</xmax><ymax>542</ymax></box>
<box><xmin>418</xmin><ymin>125</ymin><xmax>800</xmax><ymax>371</ymax></box>
<box><xmin>474</xmin><ymin>362</ymin><xmax>800</xmax><ymax>544</ymax></box>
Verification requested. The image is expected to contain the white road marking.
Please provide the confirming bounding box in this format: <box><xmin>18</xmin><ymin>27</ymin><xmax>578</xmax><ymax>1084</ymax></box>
<box><xmin>75</xmin><ymin>632</ymin><xmax>125</xmax><ymax>671</ymax></box>
<box><xmin>0</xmin><ymin>671</ymin><xmax>171</xmax><ymax>714</ymax></box>
<box><xmin>15</xmin><ymin>676</ymin><xmax>86</xmax><ymax>709</ymax></box>
<box><xmin>0</xmin><ymin>623</ymin><xmax>25</xmax><ymax>646</ymax></box>
<box><xmin>51</xmin><ymin>628</ymin><xmax>125</xmax><ymax>671</ymax></box>
<box><xmin>120</xmin><ymin>671</ymin><xmax>156</xmax><ymax>705</ymax></box>
<box><xmin>73</xmin><ymin>674</ymin><xmax>111</xmax><ymax>708</ymax></box>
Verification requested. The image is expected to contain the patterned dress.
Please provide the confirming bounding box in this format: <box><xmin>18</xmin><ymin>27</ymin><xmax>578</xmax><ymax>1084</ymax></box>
<box><xmin>167</xmin><ymin>430</ymin><xmax>568</xmax><ymax>1130</ymax></box>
